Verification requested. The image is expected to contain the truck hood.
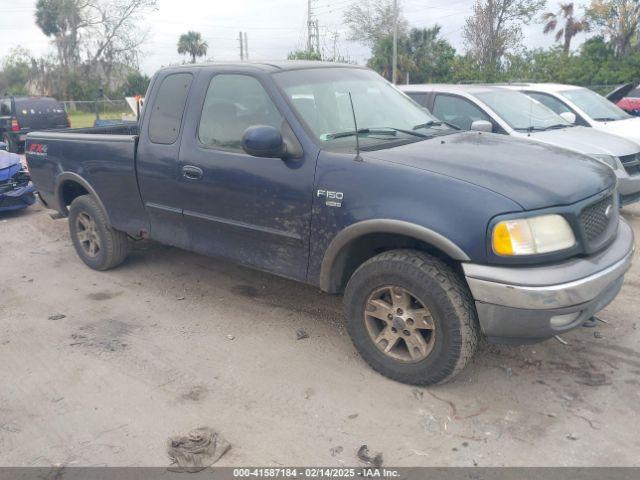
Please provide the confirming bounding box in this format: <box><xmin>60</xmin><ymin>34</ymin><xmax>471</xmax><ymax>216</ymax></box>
<box><xmin>594</xmin><ymin>116</ymin><xmax>640</xmax><ymax>145</ymax></box>
<box><xmin>365</xmin><ymin>131</ymin><xmax>615</xmax><ymax>211</ymax></box>
<box><xmin>517</xmin><ymin>126</ymin><xmax>640</xmax><ymax>157</ymax></box>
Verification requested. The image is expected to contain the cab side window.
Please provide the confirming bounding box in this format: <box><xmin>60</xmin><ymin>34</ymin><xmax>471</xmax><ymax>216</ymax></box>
<box><xmin>198</xmin><ymin>74</ymin><xmax>283</xmax><ymax>151</ymax></box>
<box><xmin>432</xmin><ymin>94</ymin><xmax>491</xmax><ymax>131</ymax></box>
<box><xmin>148</xmin><ymin>73</ymin><xmax>193</xmax><ymax>145</ymax></box>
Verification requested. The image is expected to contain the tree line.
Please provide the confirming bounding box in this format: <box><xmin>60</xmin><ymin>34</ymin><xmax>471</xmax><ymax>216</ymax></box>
<box><xmin>1</xmin><ymin>0</ymin><xmax>156</xmax><ymax>100</ymax></box>
<box><xmin>342</xmin><ymin>0</ymin><xmax>640</xmax><ymax>88</ymax></box>
<box><xmin>2</xmin><ymin>0</ymin><xmax>640</xmax><ymax>101</ymax></box>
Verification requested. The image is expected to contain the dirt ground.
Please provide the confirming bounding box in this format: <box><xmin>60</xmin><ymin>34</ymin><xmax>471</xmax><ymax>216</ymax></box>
<box><xmin>1</xmin><ymin>200</ymin><xmax>639</xmax><ymax>468</ymax></box>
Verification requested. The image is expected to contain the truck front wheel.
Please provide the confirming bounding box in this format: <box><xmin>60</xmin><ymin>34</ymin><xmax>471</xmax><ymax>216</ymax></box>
<box><xmin>344</xmin><ymin>249</ymin><xmax>480</xmax><ymax>385</ymax></box>
<box><xmin>68</xmin><ymin>195</ymin><xmax>128</xmax><ymax>271</ymax></box>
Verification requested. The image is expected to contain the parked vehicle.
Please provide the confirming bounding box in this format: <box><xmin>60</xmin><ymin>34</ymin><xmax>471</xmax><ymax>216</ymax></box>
<box><xmin>1</xmin><ymin>96</ymin><xmax>70</xmax><ymax>153</ymax></box>
<box><xmin>26</xmin><ymin>62</ymin><xmax>634</xmax><ymax>385</ymax></box>
<box><xmin>401</xmin><ymin>84</ymin><xmax>640</xmax><ymax>206</ymax></box>
<box><xmin>502</xmin><ymin>84</ymin><xmax>640</xmax><ymax>178</ymax></box>
<box><xmin>606</xmin><ymin>83</ymin><xmax>640</xmax><ymax>116</ymax></box>
<box><xmin>0</xmin><ymin>142</ymin><xmax>36</xmax><ymax>212</ymax></box>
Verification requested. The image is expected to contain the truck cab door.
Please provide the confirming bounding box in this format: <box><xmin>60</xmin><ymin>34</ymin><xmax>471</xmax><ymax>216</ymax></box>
<box><xmin>177</xmin><ymin>71</ymin><xmax>317</xmax><ymax>281</ymax></box>
<box><xmin>136</xmin><ymin>72</ymin><xmax>194</xmax><ymax>248</ymax></box>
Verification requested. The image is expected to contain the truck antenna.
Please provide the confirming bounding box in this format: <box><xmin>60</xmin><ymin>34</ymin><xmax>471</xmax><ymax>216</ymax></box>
<box><xmin>348</xmin><ymin>92</ymin><xmax>363</xmax><ymax>162</ymax></box>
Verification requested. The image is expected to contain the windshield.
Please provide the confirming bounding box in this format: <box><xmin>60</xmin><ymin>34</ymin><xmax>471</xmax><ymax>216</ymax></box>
<box><xmin>273</xmin><ymin>68</ymin><xmax>453</xmax><ymax>150</ymax></box>
<box><xmin>475</xmin><ymin>90</ymin><xmax>569</xmax><ymax>131</ymax></box>
<box><xmin>559</xmin><ymin>87</ymin><xmax>630</xmax><ymax>121</ymax></box>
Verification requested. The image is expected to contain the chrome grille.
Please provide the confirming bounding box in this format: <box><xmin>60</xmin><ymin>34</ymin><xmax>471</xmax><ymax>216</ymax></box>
<box><xmin>580</xmin><ymin>194</ymin><xmax>615</xmax><ymax>243</ymax></box>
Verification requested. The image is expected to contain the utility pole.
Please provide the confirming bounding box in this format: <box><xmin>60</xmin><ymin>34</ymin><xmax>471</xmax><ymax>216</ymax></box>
<box><xmin>244</xmin><ymin>32</ymin><xmax>249</xmax><ymax>60</ymax></box>
<box><xmin>307</xmin><ymin>0</ymin><xmax>320</xmax><ymax>56</ymax></box>
<box><xmin>239</xmin><ymin>31</ymin><xmax>244</xmax><ymax>60</ymax></box>
<box><xmin>392</xmin><ymin>0</ymin><xmax>398</xmax><ymax>84</ymax></box>
<box><xmin>307</xmin><ymin>0</ymin><xmax>312</xmax><ymax>52</ymax></box>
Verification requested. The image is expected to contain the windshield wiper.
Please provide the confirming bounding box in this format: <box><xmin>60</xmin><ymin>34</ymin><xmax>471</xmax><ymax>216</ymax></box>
<box><xmin>543</xmin><ymin>124</ymin><xmax>569</xmax><ymax>130</ymax></box>
<box><xmin>514</xmin><ymin>126</ymin><xmax>545</xmax><ymax>132</ymax></box>
<box><xmin>593</xmin><ymin>117</ymin><xmax>618</xmax><ymax>122</ymax></box>
<box><xmin>325</xmin><ymin>127</ymin><xmax>429</xmax><ymax>140</ymax></box>
<box><xmin>324</xmin><ymin>128</ymin><xmax>398</xmax><ymax>139</ymax></box>
<box><xmin>412</xmin><ymin>120</ymin><xmax>460</xmax><ymax>131</ymax></box>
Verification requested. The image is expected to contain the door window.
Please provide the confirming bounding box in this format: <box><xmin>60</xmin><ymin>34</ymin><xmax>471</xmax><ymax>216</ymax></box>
<box><xmin>406</xmin><ymin>92</ymin><xmax>429</xmax><ymax>108</ymax></box>
<box><xmin>148</xmin><ymin>73</ymin><xmax>193</xmax><ymax>145</ymax></box>
<box><xmin>526</xmin><ymin>92</ymin><xmax>571</xmax><ymax>115</ymax></box>
<box><xmin>432</xmin><ymin>94</ymin><xmax>491</xmax><ymax>130</ymax></box>
<box><xmin>198</xmin><ymin>74</ymin><xmax>283</xmax><ymax>151</ymax></box>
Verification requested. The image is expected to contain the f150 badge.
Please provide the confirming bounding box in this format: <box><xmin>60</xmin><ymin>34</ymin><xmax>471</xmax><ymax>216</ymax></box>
<box><xmin>317</xmin><ymin>189</ymin><xmax>343</xmax><ymax>208</ymax></box>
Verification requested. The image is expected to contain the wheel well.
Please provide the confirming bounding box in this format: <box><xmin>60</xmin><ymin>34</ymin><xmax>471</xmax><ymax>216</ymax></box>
<box><xmin>60</xmin><ymin>180</ymin><xmax>89</xmax><ymax>210</ymax></box>
<box><xmin>325</xmin><ymin>232</ymin><xmax>462</xmax><ymax>294</ymax></box>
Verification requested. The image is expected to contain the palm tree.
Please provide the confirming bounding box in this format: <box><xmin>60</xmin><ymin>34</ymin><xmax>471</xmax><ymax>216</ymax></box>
<box><xmin>177</xmin><ymin>31</ymin><xmax>208</xmax><ymax>63</ymax></box>
<box><xmin>542</xmin><ymin>3</ymin><xmax>589</xmax><ymax>54</ymax></box>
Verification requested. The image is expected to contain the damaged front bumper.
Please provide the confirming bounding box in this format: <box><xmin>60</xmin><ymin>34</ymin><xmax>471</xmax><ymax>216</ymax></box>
<box><xmin>463</xmin><ymin>220</ymin><xmax>635</xmax><ymax>344</ymax></box>
<box><xmin>0</xmin><ymin>169</ymin><xmax>37</xmax><ymax>212</ymax></box>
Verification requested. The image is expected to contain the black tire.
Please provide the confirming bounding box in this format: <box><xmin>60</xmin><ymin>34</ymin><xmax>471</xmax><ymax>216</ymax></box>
<box><xmin>68</xmin><ymin>195</ymin><xmax>128</xmax><ymax>270</ymax></box>
<box><xmin>344</xmin><ymin>249</ymin><xmax>480</xmax><ymax>385</ymax></box>
<box><xmin>2</xmin><ymin>134</ymin><xmax>15</xmax><ymax>153</ymax></box>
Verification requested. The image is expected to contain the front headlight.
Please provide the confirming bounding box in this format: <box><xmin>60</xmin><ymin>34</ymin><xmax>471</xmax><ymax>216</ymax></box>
<box><xmin>492</xmin><ymin>214</ymin><xmax>576</xmax><ymax>256</ymax></box>
<box><xmin>590</xmin><ymin>154</ymin><xmax>620</xmax><ymax>170</ymax></box>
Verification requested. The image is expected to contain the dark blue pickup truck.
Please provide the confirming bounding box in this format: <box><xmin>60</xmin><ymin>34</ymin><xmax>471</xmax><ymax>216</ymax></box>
<box><xmin>26</xmin><ymin>62</ymin><xmax>634</xmax><ymax>384</ymax></box>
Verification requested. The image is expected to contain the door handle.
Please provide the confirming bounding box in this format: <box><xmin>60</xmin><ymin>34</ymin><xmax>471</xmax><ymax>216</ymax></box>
<box><xmin>182</xmin><ymin>165</ymin><xmax>203</xmax><ymax>180</ymax></box>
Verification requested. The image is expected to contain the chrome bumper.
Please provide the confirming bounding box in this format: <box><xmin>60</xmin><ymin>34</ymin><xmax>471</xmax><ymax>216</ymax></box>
<box><xmin>463</xmin><ymin>220</ymin><xmax>634</xmax><ymax>343</ymax></box>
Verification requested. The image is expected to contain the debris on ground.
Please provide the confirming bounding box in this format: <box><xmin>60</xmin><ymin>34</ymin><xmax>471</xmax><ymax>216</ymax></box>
<box><xmin>594</xmin><ymin>331</ymin><xmax>603</xmax><ymax>339</ymax></box>
<box><xmin>330</xmin><ymin>446</ymin><xmax>343</xmax><ymax>457</ymax></box>
<box><xmin>347</xmin><ymin>413</ymin><xmax>359</xmax><ymax>419</ymax></box>
<box><xmin>304</xmin><ymin>387</ymin><xmax>314</xmax><ymax>400</ymax></box>
<box><xmin>177</xmin><ymin>296</ymin><xmax>186</xmax><ymax>301</ymax></box>
<box><xmin>566</xmin><ymin>433</ymin><xmax>579</xmax><ymax>441</ymax></box>
<box><xmin>296</xmin><ymin>329</ymin><xmax>309</xmax><ymax>340</ymax></box>
<box><xmin>412</xmin><ymin>388</ymin><xmax>424</xmax><ymax>400</ymax></box>
<box><xmin>48</xmin><ymin>314</ymin><xmax>66</xmax><ymax>321</ymax></box>
<box><xmin>167</xmin><ymin>427</ymin><xmax>231</xmax><ymax>472</ymax></box>
<box><xmin>504</xmin><ymin>367</ymin><xmax>513</xmax><ymax>378</ymax></box>
<box><xmin>226</xmin><ymin>335</ymin><xmax>235</xmax><ymax>341</ymax></box>
<box><xmin>356</xmin><ymin>444</ymin><xmax>383</xmax><ymax>467</ymax></box>
<box><xmin>554</xmin><ymin>335</ymin><xmax>569</xmax><ymax>345</ymax></box>
<box><xmin>575</xmin><ymin>371</ymin><xmax>610</xmax><ymax>387</ymax></box>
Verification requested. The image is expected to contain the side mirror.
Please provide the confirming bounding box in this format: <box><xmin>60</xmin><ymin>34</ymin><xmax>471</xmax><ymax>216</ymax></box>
<box><xmin>242</xmin><ymin>125</ymin><xmax>285</xmax><ymax>159</ymax></box>
<box><xmin>470</xmin><ymin>120</ymin><xmax>493</xmax><ymax>133</ymax></box>
<box><xmin>560</xmin><ymin>111</ymin><xmax>576</xmax><ymax>124</ymax></box>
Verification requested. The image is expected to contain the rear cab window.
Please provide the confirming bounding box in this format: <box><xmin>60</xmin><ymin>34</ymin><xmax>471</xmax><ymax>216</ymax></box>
<box><xmin>148</xmin><ymin>73</ymin><xmax>193</xmax><ymax>144</ymax></box>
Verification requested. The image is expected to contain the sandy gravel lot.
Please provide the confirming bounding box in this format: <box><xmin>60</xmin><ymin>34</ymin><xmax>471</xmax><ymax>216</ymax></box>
<box><xmin>1</xmin><ymin>202</ymin><xmax>639</xmax><ymax>467</ymax></box>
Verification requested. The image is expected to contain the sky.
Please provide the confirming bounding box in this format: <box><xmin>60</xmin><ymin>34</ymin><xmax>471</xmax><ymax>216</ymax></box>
<box><xmin>0</xmin><ymin>0</ymin><xmax>591</xmax><ymax>75</ymax></box>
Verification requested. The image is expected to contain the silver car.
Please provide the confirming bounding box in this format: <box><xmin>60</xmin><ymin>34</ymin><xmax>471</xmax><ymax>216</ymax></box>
<box><xmin>401</xmin><ymin>84</ymin><xmax>640</xmax><ymax>206</ymax></box>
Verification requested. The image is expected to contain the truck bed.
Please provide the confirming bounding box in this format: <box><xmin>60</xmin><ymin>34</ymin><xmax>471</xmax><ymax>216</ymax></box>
<box><xmin>26</xmin><ymin>123</ymin><xmax>149</xmax><ymax>235</ymax></box>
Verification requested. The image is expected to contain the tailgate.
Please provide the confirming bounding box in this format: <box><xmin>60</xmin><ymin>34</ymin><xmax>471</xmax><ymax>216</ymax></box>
<box><xmin>15</xmin><ymin>98</ymin><xmax>68</xmax><ymax>131</ymax></box>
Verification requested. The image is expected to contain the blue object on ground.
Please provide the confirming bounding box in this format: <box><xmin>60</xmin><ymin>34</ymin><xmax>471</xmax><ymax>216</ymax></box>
<box><xmin>0</xmin><ymin>143</ymin><xmax>37</xmax><ymax>212</ymax></box>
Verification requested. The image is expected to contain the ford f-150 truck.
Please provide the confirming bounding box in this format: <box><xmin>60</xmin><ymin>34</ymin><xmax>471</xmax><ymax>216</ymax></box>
<box><xmin>26</xmin><ymin>62</ymin><xmax>635</xmax><ymax>385</ymax></box>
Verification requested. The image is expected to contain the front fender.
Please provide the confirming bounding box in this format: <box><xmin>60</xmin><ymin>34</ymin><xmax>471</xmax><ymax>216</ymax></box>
<box><xmin>319</xmin><ymin>219</ymin><xmax>470</xmax><ymax>292</ymax></box>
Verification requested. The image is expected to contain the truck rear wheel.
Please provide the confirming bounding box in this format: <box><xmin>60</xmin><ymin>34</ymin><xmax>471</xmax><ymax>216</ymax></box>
<box><xmin>344</xmin><ymin>249</ymin><xmax>480</xmax><ymax>385</ymax></box>
<box><xmin>68</xmin><ymin>195</ymin><xmax>128</xmax><ymax>271</ymax></box>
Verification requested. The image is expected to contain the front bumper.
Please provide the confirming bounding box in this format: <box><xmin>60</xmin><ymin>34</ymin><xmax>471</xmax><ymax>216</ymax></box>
<box><xmin>463</xmin><ymin>220</ymin><xmax>635</xmax><ymax>344</ymax></box>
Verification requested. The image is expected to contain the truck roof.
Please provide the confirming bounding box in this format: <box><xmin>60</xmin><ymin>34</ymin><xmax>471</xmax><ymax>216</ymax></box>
<box><xmin>157</xmin><ymin>60</ymin><xmax>365</xmax><ymax>74</ymax></box>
